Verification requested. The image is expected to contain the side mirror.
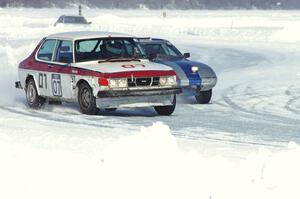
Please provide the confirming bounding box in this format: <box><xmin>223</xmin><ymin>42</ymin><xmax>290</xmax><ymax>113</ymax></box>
<box><xmin>88</xmin><ymin>21</ymin><xmax>92</xmax><ymax>24</ymax></box>
<box><xmin>183</xmin><ymin>53</ymin><xmax>190</xmax><ymax>58</ymax></box>
<box><xmin>148</xmin><ymin>53</ymin><xmax>157</xmax><ymax>60</ymax></box>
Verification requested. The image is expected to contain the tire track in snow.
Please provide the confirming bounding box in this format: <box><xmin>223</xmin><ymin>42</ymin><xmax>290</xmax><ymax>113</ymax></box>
<box><xmin>285</xmin><ymin>85</ymin><xmax>300</xmax><ymax>114</ymax></box>
<box><xmin>221</xmin><ymin>84</ymin><xmax>300</xmax><ymax>126</ymax></box>
<box><xmin>0</xmin><ymin>105</ymin><xmax>135</xmax><ymax>130</ymax></box>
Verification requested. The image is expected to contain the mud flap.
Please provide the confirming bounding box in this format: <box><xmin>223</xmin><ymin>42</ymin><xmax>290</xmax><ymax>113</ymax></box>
<box><xmin>15</xmin><ymin>81</ymin><xmax>23</xmax><ymax>89</ymax></box>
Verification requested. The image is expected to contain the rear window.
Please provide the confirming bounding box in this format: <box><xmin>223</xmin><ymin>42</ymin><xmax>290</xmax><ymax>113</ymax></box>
<box><xmin>37</xmin><ymin>39</ymin><xmax>56</xmax><ymax>61</ymax></box>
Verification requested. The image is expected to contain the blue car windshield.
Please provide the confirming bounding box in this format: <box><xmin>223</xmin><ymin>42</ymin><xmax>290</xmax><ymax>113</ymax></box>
<box><xmin>141</xmin><ymin>42</ymin><xmax>183</xmax><ymax>60</ymax></box>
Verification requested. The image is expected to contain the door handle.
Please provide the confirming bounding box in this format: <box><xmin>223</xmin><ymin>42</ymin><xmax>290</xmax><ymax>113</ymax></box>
<box><xmin>48</xmin><ymin>64</ymin><xmax>54</xmax><ymax>68</ymax></box>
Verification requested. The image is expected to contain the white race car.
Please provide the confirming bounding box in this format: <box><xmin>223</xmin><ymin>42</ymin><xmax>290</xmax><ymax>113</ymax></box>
<box><xmin>15</xmin><ymin>31</ymin><xmax>181</xmax><ymax>115</ymax></box>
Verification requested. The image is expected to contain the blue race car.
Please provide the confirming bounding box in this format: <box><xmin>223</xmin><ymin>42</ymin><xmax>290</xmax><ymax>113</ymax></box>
<box><xmin>138</xmin><ymin>38</ymin><xmax>217</xmax><ymax>104</ymax></box>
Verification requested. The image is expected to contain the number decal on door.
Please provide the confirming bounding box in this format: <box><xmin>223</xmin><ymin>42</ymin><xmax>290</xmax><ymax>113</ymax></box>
<box><xmin>51</xmin><ymin>74</ymin><xmax>62</xmax><ymax>97</ymax></box>
<box><xmin>38</xmin><ymin>73</ymin><xmax>47</xmax><ymax>89</ymax></box>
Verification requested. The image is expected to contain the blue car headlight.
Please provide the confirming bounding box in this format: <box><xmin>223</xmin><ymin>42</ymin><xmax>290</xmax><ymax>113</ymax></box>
<box><xmin>191</xmin><ymin>66</ymin><xmax>199</xmax><ymax>73</ymax></box>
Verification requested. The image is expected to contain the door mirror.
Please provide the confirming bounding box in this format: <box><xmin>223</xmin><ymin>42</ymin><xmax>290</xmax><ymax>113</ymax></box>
<box><xmin>183</xmin><ymin>53</ymin><xmax>190</xmax><ymax>58</ymax></box>
<box><xmin>88</xmin><ymin>21</ymin><xmax>92</xmax><ymax>24</ymax></box>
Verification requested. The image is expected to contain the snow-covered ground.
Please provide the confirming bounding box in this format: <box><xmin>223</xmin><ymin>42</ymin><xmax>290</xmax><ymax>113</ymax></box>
<box><xmin>0</xmin><ymin>8</ymin><xmax>300</xmax><ymax>199</ymax></box>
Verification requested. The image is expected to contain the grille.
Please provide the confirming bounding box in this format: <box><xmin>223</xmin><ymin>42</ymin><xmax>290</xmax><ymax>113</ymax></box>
<box><xmin>128</xmin><ymin>77</ymin><xmax>160</xmax><ymax>87</ymax></box>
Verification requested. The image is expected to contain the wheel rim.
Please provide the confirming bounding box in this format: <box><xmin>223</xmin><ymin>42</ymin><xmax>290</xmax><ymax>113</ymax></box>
<box><xmin>81</xmin><ymin>88</ymin><xmax>91</xmax><ymax>109</ymax></box>
<box><xmin>26</xmin><ymin>83</ymin><xmax>36</xmax><ymax>104</ymax></box>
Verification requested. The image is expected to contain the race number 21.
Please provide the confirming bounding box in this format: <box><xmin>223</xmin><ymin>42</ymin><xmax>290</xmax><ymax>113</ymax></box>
<box><xmin>51</xmin><ymin>74</ymin><xmax>62</xmax><ymax>97</ymax></box>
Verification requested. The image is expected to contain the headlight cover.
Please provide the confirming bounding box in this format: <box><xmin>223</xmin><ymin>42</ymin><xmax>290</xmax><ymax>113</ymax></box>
<box><xmin>191</xmin><ymin>66</ymin><xmax>199</xmax><ymax>73</ymax></box>
<box><xmin>108</xmin><ymin>78</ymin><xmax>128</xmax><ymax>88</ymax></box>
<box><xmin>159</xmin><ymin>76</ymin><xmax>177</xmax><ymax>86</ymax></box>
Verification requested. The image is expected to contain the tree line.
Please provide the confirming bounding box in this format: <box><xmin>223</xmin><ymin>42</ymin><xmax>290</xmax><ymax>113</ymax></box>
<box><xmin>1</xmin><ymin>0</ymin><xmax>300</xmax><ymax>9</ymax></box>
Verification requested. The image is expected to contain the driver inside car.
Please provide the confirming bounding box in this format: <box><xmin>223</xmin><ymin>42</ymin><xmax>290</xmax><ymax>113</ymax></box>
<box><xmin>100</xmin><ymin>40</ymin><xmax>123</xmax><ymax>58</ymax></box>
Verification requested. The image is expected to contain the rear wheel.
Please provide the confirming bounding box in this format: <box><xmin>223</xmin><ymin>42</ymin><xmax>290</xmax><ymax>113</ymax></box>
<box><xmin>195</xmin><ymin>89</ymin><xmax>212</xmax><ymax>104</ymax></box>
<box><xmin>78</xmin><ymin>82</ymin><xmax>98</xmax><ymax>115</ymax></box>
<box><xmin>25</xmin><ymin>78</ymin><xmax>45</xmax><ymax>109</ymax></box>
<box><xmin>154</xmin><ymin>96</ymin><xmax>176</xmax><ymax>116</ymax></box>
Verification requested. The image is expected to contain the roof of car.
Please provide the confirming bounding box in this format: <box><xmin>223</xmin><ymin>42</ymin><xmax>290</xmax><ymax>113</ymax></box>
<box><xmin>137</xmin><ymin>38</ymin><xmax>168</xmax><ymax>44</ymax></box>
<box><xmin>46</xmin><ymin>31</ymin><xmax>134</xmax><ymax>40</ymax></box>
<box><xmin>60</xmin><ymin>15</ymin><xmax>85</xmax><ymax>18</ymax></box>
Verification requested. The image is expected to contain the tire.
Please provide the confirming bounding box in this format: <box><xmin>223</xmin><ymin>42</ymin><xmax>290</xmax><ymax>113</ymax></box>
<box><xmin>25</xmin><ymin>78</ymin><xmax>45</xmax><ymax>109</ymax></box>
<box><xmin>78</xmin><ymin>82</ymin><xmax>98</xmax><ymax>115</ymax></box>
<box><xmin>195</xmin><ymin>89</ymin><xmax>212</xmax><ymax>104</ymax></box>
<box><xmin>154</xmin><ymin>96</ymin><xmax>176</xmax><ymax>116</ymax></box>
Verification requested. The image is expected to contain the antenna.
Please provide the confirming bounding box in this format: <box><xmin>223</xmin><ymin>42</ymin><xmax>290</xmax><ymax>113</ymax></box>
<box><xmin>79</xmin><ymin>4</ymin><xmax>82</xmax><ymax>16</ymax></box>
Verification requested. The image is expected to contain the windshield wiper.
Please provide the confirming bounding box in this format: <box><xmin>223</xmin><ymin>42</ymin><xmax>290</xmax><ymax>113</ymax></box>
<box><xmin>98</xmin><ymin>57</ymin><xmax>120</xmax><ymax>63</ymax></box>
<box><xmin>128</xmin><ymin>56</ymin><xmax>142</xmax><ymax>61</ymax></box>
<box><xmin>98</xmin><ymin>57</ymin><xmax>141</xmax><ymax>63</ymax></box>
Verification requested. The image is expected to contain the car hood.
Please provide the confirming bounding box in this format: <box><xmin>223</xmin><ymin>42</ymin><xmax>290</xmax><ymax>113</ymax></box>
<box><xmin>172</xmin><ymin>60</ymin><xmax>217</xmax><ymax>78</ymax></box>
<box><xmin>71</xmin><ymin>60</ymin><xmax>173</xmax><ymax>74</ymax></box>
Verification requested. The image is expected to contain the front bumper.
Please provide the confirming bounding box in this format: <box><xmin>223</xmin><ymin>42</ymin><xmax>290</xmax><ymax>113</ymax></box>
<box><xmin>200</xmin><ymin>77</ymin><xmax>217</xmax><ymax>91</ymax></box>
<box><xmin>180</xmin><ymin>77</ymin><xmax>217</xmax><ymax>96</ymax></box>
<box><xmin>97</xmin><ymin>87</ymin><xmax>181</xmax><ymax>98</ymax></box>
<box><xmin>96</xmin><ymin>87</ymin><xmax>181</xmax><ymax>108</ymax></box>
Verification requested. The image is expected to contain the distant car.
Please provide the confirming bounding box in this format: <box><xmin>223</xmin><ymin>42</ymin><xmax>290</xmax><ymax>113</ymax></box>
<box><xmin>54</xmin><ymin>15</ymin><xmax>91</xmax><ymax>26</ymax></box>
<box><xmin>138</xmin><ymin>38</ymin><xmax>217</xmax><ymax>104</ymax></box>
<box><xmin>15</xmin><ymin>31</ymin><xmax>181</xmax><ymax>115</ymax></box>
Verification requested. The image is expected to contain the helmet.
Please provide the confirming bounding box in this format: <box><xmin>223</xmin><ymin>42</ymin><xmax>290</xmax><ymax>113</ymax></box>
<box><xmin>105</xmin><ymin>40</ymin><xmax>122</xmax><ymax>55</ymax></box>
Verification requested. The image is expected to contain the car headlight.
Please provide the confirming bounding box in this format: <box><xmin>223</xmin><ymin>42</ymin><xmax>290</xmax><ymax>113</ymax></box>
<box><xmin>108</xmin><ymin>78</ymin><xmax>128</xmax><ymax>88</ymax></box>
<box><xmin>159</xmin><ymin>76</ymin><xmax>177</xmax><ymax>86</ymax></box>
<box><xmin>191</xmin><ymin>66</ymin><xmax>199</xmax><ymax>73</ymax></box>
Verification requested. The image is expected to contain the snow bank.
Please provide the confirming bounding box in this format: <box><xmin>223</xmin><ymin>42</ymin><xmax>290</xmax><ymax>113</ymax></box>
<box><xmin>271</xmin><ymin>22</ymin><xmax>300</xmax><ymax>42</ymax></box>
<box><xmin>90</xmin><ymin>10</ymin><xmax>300</xmax><ymax>43</ymax></box>
<box><xmin>1</xmin><ymin>9</ymin><xmax>300</xmax><ymax>49</ymax></box>
<box><xmin>0</xmin><ymin>122</ymin><xmax>300</xmax><ymax>199</ymax></box>
<box><xmin>1</xmin><ymin>8</ymin><xmax>300</xmax><ymax>199</ymax></box>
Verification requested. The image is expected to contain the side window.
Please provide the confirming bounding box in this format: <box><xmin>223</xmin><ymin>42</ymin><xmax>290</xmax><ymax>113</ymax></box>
<box><xmin>54</xmin><ymin>40</ymin><xmax>73</xmax><ymax>63</ymax></box>
<box><xmin>76</xmin><ymin>40</ymin><xmax>99</xmax><ymax>52</ymax></box>
<box><xmin>37</xmin><ymin>39</ymin><xmax>56</xmax><ymax>61</ymax></box>
<box><xmin>57</xmin><ymin>16</ymin><xmax>63</xmax><ymax>23</ymax></box>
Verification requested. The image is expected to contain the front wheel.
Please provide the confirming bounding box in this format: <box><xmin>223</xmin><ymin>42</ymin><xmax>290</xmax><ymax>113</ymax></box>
<box><xmin>195</xmin><ymin>89</ymin><xmax>212</xmax><ymax>104</ymax></box>
<box><xmin>26</xmin><ymin>78</ymin><xmax>45</xmax><ymax>109</ymax></box>
<box><xmin>154</xmin><ymin>96</ymin><xmax>176</xmax><ymax>116</ymax></box>
<box><xmin>78</xmin><ymin>82</ymin><xmax>98</xmax><ymax>115</ymax></box>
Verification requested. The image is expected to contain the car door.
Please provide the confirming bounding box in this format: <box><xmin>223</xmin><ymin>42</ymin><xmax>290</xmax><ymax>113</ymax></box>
<box><xmin>35</xmin><ymin>39</ymin><xmax>57</xmax><ymax>97</ymax></box>
<box><xmin>51</xmin><ymin>40</ymin><xmax>74</xmax><ymax>100</ymax></box>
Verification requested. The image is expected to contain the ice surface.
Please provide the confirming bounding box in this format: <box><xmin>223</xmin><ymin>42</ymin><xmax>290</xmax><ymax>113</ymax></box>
<box><xmin>0</xmin><ymin>8</ymin><xmax>300</xmax><ymax>199</ymax></box>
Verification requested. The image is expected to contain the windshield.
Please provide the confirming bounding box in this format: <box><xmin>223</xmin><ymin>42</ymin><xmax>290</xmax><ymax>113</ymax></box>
<box><xmin>75</xmin><ymin>38</ymin><xmax>147</xmax><ymax>62</ymax></box>
<box><xmin>64</xmin><ymin>16</ymin><xmax>88</xmax><ymax>24</ymax></box>
<box><xmin>140</xmin><ymin>42</ymin><xmax>183</xmax><ymax>60</ymax></box>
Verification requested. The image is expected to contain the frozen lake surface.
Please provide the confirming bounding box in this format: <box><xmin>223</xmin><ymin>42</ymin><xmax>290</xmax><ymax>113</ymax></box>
<box><xmin>0</xmin><ymin>8</ymin><xmax>300</xmax><ymax>199</ymax></box>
